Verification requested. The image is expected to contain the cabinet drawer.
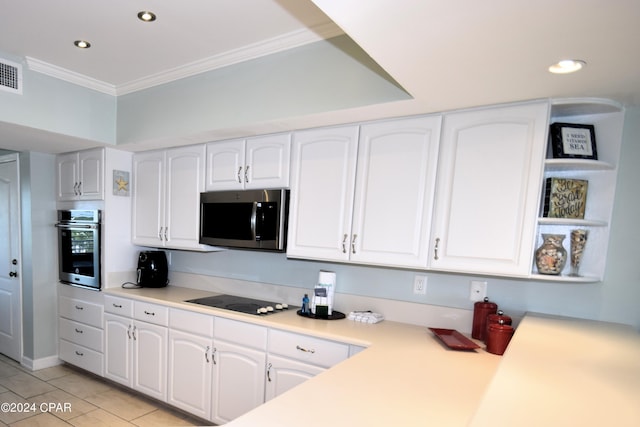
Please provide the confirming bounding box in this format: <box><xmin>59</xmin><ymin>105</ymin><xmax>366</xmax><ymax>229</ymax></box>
<box><xmin>59</xmin><ymin>318</ymin><xmax>103</xmax><ymax>352</ymax></box>
<box><xmin>104</xmin><ymin>295</ymin><xmax>134</xmax><ymax>317</ymax></box>
<box><xmin>134</xmin><ymin>301</ymin><xmax>169</xmax><ymax>326</ymax></box>
<box><xmin>268</xmin><ymin>329</ymin><xmax>349</xmax><ymax>368</ymax></box>
<box><xmin>215</xmin><ymin>317</ymin><xmax>267</xmax><ymax>350</ymax></box>
<box><xmin>59</xmin><ymin>296</ymin><xmax>103</xmax><ymax>328</ymax></box>
<box><xmin>169</xmin><ymin>308</ymin><xmax>214</xmax><ymax>337</ymax></box>
<box><xmin>59</xmin><ymin>339</ymin><xmax>104</xmax><ymax>376</ymax></box>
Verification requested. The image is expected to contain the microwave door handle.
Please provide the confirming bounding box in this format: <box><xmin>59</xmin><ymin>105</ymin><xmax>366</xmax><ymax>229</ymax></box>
<box><xmin>55</xmin><ymin>223</ymin><xmax>97</xmax><ymax>229</ymax></box>
<box><xmin>251</xmin><ymin>202</ymin><xmax>258</xmax><ymax>241</ymax></box>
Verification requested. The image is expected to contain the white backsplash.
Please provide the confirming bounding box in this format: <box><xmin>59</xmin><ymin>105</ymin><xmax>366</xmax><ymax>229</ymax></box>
<box><xmin>157</xmin><ymin>271</ymin><xmax>476</xmax><ymax>333</ymax></box>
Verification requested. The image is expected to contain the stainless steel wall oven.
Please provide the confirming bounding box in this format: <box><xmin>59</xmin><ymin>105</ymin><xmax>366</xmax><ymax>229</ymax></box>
<box><xmin>55</xmin><ymin>209</ymin><xmax>101</xmax><ymax>290</ymax></box>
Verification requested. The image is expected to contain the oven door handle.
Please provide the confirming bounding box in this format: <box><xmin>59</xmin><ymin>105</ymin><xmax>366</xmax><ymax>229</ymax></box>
<box><xmin>250</xmin><ymin>202</ymin><xmax>258</xmax><ymax>241</ymax></box>
<box><xmin>55</xmin><ymin>223</ymin><xmax>98</xmax><ymax>229</ymax></box>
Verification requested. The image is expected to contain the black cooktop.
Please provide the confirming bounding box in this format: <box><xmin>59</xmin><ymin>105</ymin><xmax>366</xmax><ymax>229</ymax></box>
<box><xmin>185</xmin><ymin>294</ymin><xmax>290</xmax><ymax>315</ymax></box>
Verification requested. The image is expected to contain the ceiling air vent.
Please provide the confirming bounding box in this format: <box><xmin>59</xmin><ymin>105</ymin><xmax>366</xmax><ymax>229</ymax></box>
<box><xmin>0</xmin><ymin>59</ymin><xmax>23</xmax><ymax>94</ymax></box>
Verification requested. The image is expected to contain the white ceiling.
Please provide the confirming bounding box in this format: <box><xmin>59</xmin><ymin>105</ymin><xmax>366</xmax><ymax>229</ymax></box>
<box><xmin>1</xmin><ymin>0</ymin><xmax>640</xmax><ymax>153</ymax></box>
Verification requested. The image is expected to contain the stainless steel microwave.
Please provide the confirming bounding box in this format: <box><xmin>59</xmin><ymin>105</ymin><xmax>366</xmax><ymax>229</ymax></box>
<box><xmin>199</xmin><ymin>189</ymin><xmax>289</xmax><ymax>251</ymax></box>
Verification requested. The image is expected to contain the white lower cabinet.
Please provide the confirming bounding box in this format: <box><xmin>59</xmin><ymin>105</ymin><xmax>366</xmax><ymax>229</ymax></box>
<box><xmin>168</xmin><ymin>309</ymin><xmax>214</xmax><ymax>420</ymax></box>
<box><xmin>265</xmin><ymin>354</ymin><xmax>325</xmax><ymax>401</ymax></box>
<box><xmin>265</xmin><ymin>329</ymin><xmax>350</xmax><ymax>401</ymax></box>
<box><xmin>58</xmin><ymin>292</ymin><xmax>104</xmax><ymax>376</ymax></box>
<box><xmin>104</xmin><ymin>299</ymin><xmax>168</xmax><ymax>402</ymax></box>
<box><xmin>211</xmin><ymin>317</ymin><xmax>267</xmax><ymax>425</ymax></box>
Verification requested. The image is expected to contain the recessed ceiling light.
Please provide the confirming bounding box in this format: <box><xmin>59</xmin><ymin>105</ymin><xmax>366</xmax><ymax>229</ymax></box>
<box><xmin>74</xmin><ymin>40</ymin><xmax>91</xmax><ymax>49</ymax></box>
<box><xmin>548</xmin><ymin>59</ymin><xmax>586</xmax><ymax>74</ymax></box>
<box><xmin>137</xmin><ymin>11</ymin><xmax>157</xmax><ymax>22</ymax></box>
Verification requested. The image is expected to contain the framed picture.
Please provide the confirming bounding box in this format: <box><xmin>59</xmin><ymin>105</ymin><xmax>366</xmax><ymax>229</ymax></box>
<box><xmin>549</xmin><ymin>122</ymin><xmax>597</xmax><ymax>160</ymax></box>
<box><xmin>113</xmin><ymin>170</ymin><xmax>130</xmax><ymax>196</ymax></box>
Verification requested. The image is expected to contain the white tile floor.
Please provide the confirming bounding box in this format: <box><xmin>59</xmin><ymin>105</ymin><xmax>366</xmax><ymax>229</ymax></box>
<box><xmin>0</xmin><ymin>354</ymin><xmax>213</xmax><ymax>426</ymax></box>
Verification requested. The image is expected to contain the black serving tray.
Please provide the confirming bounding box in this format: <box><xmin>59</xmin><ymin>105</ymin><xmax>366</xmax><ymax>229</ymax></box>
<box><xmin>296</xmin><ymin>310</ymin><xmax>346</xmax><ymax>320</ymax></box>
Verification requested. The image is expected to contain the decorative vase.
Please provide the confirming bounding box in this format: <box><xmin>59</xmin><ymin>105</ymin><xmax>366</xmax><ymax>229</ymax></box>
<box><xmin>535</xmin><ymin>234</ymin><xmax>567</xmax><ymax>275</ymax></box>
<box><xmin>570</xmin><ymin>229</ymin><xmax>589</xmax><ymax>276</ymax></box>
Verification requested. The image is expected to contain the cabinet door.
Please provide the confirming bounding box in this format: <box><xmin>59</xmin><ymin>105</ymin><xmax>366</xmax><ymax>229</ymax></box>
<box><xmin>211</xmin><ymin>340</ymin><xmax>266</xmax><ymax>425</ymax></box>
<box><xmin>287</xmin><ymin>126</ymin><xmax>359</xmax><ymax>261</ymax></box>
<box><xmin>265</xmin><ymin>354</ymin><xmax>325</xmax><ymax>401</ymax></box>
<box><xmin>164</xmin><ymin>145</ymin><xmax>206</xmax><ymax>249</ymax></box>
<box><xmin>56</xmin><ymin>152</ymin><xmax>79</xmax><ymax>201</ymax></box>
<box><xmin>132</xmin><ymin>151</ymin><xmax>165</xmax><ymax>246</ymax></box>
<box><xmin>168</xmin><ymin>330</ymin><xmax>213</xmax><ymax>420</ymax></box>
<box><xmin>78</xmin><ymin>148</ymin><xmax>104</xmax><ymax>200</ymax></box>
<box><xmin>133</xmin><ymin>321</ymin><xmax>168</xmax><ymax>402</ymax></box>
<box><xmin>205</xmin><ymin>139</ymin><xmax>245</xmax><ymax>191</ymax></box>
<box><xmin>430</xmin><ymin>102</ymin><xmax>548</xmax><ymax>276</ymax></box>
<box><xmin>245</xmin><ymin>133</ymin><xmax>291</xmax><ymax>189</ymax></box>
<box><xmin>351</xmin><ymin>116</ymin><xmax>441</xmax><ymax>267</ymax></box>
<box><xmin>104</xmin><ymin>313</ymin><xmax>132</xmax><ymax>387</ymax></box>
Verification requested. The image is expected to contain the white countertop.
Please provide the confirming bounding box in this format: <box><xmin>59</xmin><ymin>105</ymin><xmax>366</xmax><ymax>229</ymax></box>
<box><xmin>102</xmin><ymin>286</ymin><xmax>640</xmax><ymax>427</ymax></box>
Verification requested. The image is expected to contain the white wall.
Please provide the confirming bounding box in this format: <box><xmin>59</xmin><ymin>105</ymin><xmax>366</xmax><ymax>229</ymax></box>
<box><xmin>170</xmin><ymin>107</ymin><xmax>640</xmax><ymax>330</ymax></box>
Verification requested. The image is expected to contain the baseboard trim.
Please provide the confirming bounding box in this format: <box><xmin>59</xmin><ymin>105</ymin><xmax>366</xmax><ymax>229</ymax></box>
<box><xmin>21</xmin><ymin>355</ymin><xmax>62</xmax><ymax>371</ymax></box>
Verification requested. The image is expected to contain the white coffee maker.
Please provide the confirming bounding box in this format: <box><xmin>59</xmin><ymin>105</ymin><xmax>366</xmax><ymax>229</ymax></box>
<box><xmin>311</xmin><ymin>270</ymin><xmax>336</xmax><ymax>317</ymax></box>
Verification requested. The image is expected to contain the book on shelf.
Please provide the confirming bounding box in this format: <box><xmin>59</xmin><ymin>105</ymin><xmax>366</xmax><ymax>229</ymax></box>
<box><xmin>543</xmin><ymin>177</ymin><xmax>588</xmax><ymax>219</ymax></box>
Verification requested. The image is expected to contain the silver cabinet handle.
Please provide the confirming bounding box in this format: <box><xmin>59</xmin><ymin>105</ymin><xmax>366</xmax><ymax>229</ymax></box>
<box><xmin>77</xmin><ymin>181</ymin><xmax>82</xmax><ymax>195</ymax></box>
<box><xmin>164</xmin><ymin>227</ymin><xmax>168</xmax><ymax>241</ymax></box>
<box><xmin>73</xmin><ymin>182</ymin><xmax>78</xmax><ymax>195</ymax></box>
<box><xmin>342</xmin><ymin>234</ymin><xmax>348</xmax><ymax>253</ymax></box>
<box><xmin>267</xmin><ymin>362</ymin><xmax>272</xmax><ymax>382</ymax></box>
<box><xmin>144</xmin><ymin>310</ymin><xmax>155</xmax><ymax>316</ymax></box>
<box><xmin>244</xmin><ymin>165</ymin><xmax>250</xmax><ymax>183</ymax></box>
<box><xmin>296</xmin><ymin>345</ymin><xmax>315</xmax><ymax>354</ymax></box>
<box><xmin>75</xmin><ymin>305</ymin><xmax>84</xmax><ymax>310</ymax></box>
<box><xmin>127</xmin><ymin>325</ymin><xmax>132</xmax><ymax>339</ymax></box>
<box><xmin>212</xmin><ymin>347</ymin><xmax>217</xmax><ymax>365</ymax></box>
<box><xmin>158</xmin><ymin>227</ymin><xmax>163</xmax><ymax>240</ymax></box>
<box><xmin>75</xmin><ymin>350</ymin><xmax>84</xmax><ymax>356</ymax></box>
<box><xmin>434</xmin><ymin>237</ymin><xmax>440</xmax><ymax>260</ymax></box>
<box><xmin>132</xmin><ymin>325</ymin><xmax>137</xmax><ymax>340</ymax></box>
<box><xmin>75</xmin><ymin>328</ymin><xmax>83</xmax><ymax>334</ymax></box>
<box><xmin>205</xmin><ymin>346</ymin><xmax>210</xmax><ymax>363</ymax></box>
<box><xmin>237</xmin><ymin>166</ymin><xmax>242</xmax><ymax>183</ymax></box>
<box><xmin>351</xmin><ymin>234</ymin><xmax>357</xmax><ymax>254</ymax></box>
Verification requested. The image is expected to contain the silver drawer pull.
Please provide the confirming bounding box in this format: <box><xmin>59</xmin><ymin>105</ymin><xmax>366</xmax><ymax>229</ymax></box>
<box><xmin>112</xmin><ymin>303</ymin><xmax>122</xmax><ymax>308</ymax></box>
<box><xmin>75</xmin><ymin>350</ymin><xmax>84</xmax><ymax>356</ymax></box>
<box><xmin>75</xmin><ymin>305</ymin><xmax>84</xmax><ymax>310</ymax></box>
<box><xmin>296</xmin><ymin>345</ymin><xmax>315</xmax><ymax>354</ymax></box>
<box><xmin>75</xmin><ymin>328</ymin><xmax>83</xmax><ymax>334</ymax></box>
<box><xmin>144</xmin><ymin>310</ymin><xmax>155</xmax><ymax>316</ymax></box>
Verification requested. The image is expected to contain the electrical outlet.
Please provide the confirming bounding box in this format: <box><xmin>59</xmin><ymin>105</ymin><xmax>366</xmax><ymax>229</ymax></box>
<box><xmin>413</xmin><ymin>275</ymin><xmax>427</xmax><ymax>295</ymax></box>
<box><xmin>469</xmin><ymin>280</ymin><xmax>487</xmax><ymax>301</ymax></box>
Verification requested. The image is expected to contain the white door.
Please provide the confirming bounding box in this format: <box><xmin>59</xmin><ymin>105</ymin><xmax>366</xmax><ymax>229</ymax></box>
<box><xmin>131</xmin><ymin>151</ymin><xmax>165</xmax><ymax>246</ymax></box>
<box><xmin>0</xmin><ymin>154</ymin><xmax>21</xmax><ymax>362</ymax></box>
<box><xmin>168</xmin><ymin>330</ymin><xmax>212</xmax><ymax>420</ymax></box>
<box><xmin>164</xmin><ymin>145</ymin><xmax>206</xmax><ymax>250</ymax></box>
<box><xmin>133</xmin><ymin>321</ymin><xmax>167</xmax><ymax>402</ymax></box>
<box><xmin>104</xmin><ymin>313</ymin><xmax>133</xmax><ymax>387</ymax></box>
<box><xmin>78</xmin><ymin>148</ymin><xmax>104</xmax><ymax>200</ymax></box>
<box><xmin>245</xmin><ymin>133</ymin><xmax>291</xmax><ymax>189</ymax></box>
<box><xmin>430</xmin><ymin>102</ymin><xmax>548</xmax><ymax>276</ymax></box>
<box><xmin>205</xmin><ymin>139</ymin><xmax>245</xmax><ymax>191</ymax></box>
<box><xmin>351</xmin><ymin>116</ymin><xmax>441</xmax><ymax>268</ymax></box>
<box><xmin>286</xmin><ymin>126</ymin><xmax>360</xmax><ymax>261</ymax></box>
<box><xmin>265</xmin><ymin>354</ymin><xmax>325</xmax><ymax>401</ymax></box>
<box><xmin>211</xmin><ymin>340</ymin><xmax>266</xmax><ymax>424</ymax></box>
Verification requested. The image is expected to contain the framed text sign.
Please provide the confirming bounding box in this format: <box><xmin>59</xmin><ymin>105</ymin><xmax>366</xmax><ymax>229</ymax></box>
<box><xmin>549</xmin><ymin>122</ymin><xmax>598</xmax><ymax>160</ymax></box>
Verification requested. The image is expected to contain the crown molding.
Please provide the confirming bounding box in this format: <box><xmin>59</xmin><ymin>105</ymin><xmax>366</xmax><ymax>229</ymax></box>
<box><xmin>26</xmin><ymin>23</ymin><xmax>343</xmax><ymax>97</ymax></box>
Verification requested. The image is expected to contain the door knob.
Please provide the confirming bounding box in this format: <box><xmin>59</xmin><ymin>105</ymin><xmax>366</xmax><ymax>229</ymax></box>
<box><xmin>9</xmin><ymin>271</ymin><xmax>18</xmax><ymax>277</ymax></box>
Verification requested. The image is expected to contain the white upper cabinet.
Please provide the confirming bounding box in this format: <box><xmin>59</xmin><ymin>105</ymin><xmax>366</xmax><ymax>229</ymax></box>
<box><xmin>287</xmin><ymin>115</ymin><xmax>442</xmax><ymax>268</ymax></box>
<box><xmin>57</xmin><ymin>148</ymin><xmax>104</xmax><ymax>201</ymax></box>
<box><xmin>351</xmin><ymin>116</ymin><xmax>441</xmax><ymax>266</ymax></box>
<box><xmin>132</xmin><ymin>145</ymin><xmax>212</xmax><ymax>250</ymax></box>
<box><xmin>429</xmin><ymin>101</ymin><xmax>549</xmax><ymax>276</ymax></box>
<box><xmin>205</xmin><ymin>133</ymin><xmax>291</xmax><ymax>191</ymax></box>
<box><xmin>287</xmin><ymin>125</ymin><xmax>359</xmax><ymax>262</ymax></box>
